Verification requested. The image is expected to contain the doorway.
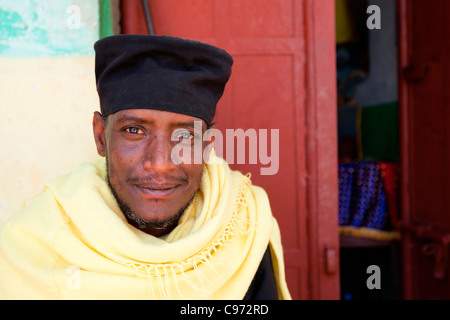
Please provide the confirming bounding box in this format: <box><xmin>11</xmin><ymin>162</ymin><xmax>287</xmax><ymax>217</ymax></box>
<box><xmin>335</xmin><ymin>0</ymin><xmax>402</xmax><ymax>300</ymax></box>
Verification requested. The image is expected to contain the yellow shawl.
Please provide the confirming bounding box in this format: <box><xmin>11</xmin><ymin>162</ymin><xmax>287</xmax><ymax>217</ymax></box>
<box><xmin>0</xmin><ymin>153</ymin><xmax>291</xmax><ymax>300</ymax></box>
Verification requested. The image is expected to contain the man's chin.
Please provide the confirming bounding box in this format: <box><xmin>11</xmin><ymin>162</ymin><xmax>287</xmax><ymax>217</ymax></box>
<box><xmin>110</xmin><ymin>184</ymin><xmax>198</xmax><ymax>235</ymax></box>
<box><xmin>128</xmin><ymin>208</ymin><xmax>184</xmax><ymax>230</ymax></box>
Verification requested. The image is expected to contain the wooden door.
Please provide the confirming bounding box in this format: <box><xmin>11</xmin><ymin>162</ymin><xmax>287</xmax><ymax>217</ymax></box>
<box><xmin>121</xmin><ymin>0</ymin><xmax>340</xmax><ymax>299</ymax></box>
<box><xmin>399</xmin><ymin>0</ymin><xmax>450</xmax><ymax>299</ymax></box>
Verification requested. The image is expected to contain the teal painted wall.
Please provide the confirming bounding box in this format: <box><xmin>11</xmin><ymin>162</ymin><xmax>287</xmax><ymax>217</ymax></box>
<box><xmin>0</xmin><ymin>0</ymin><xmax>108</xmax><ymax>56</ymax></box>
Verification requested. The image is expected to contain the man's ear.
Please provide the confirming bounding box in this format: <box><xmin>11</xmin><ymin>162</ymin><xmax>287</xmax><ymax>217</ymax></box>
<box><xmin>204</xmin><ymin>122</ymin><xmax>218</xmax><ymax>147</ymax></box>
<box><xmin>93</xmin><ymin>111</ymin><xmax>107</xmax><ymax>157</ymax></box>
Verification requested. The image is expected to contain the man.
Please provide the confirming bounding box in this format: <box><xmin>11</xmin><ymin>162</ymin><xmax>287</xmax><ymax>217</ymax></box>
<box><xmin>0</xmin><ymin>35</ymin><xmax>290</xmax><ymax>300</ymax></box>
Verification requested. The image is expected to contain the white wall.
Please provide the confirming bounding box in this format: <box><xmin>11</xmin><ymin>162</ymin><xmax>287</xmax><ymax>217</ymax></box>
<box><xmin>0</xmin><ymin>0</ymin><xmax>101</xmax><ymax>225</ymax></box>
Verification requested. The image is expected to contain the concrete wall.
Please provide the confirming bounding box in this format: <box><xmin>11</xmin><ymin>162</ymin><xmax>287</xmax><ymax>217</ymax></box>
<box><xmin>0</xmin><ymin>0</ymin><xmax>108</xmax><ymax>225</ymax></box>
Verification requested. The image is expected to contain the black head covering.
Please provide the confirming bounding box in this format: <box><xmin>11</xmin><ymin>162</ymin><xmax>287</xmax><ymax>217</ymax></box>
<box><xmin>94</xmin><ymin>34</ymin><xmax>233</xmax><ymax>125</ymax></box>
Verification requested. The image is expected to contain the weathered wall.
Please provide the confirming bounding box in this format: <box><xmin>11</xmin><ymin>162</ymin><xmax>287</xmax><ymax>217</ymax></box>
<box><xmin>0</xmin><ymin>0</ymin><xmax>108</xmax><ymax>225</ymax></box>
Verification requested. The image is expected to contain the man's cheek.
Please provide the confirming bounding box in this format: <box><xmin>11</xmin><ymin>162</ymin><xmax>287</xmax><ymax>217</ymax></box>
<box><xmin>185</xmin><ymin>165</ymin><xmax>204</xmax><ymax>188</ymax></box>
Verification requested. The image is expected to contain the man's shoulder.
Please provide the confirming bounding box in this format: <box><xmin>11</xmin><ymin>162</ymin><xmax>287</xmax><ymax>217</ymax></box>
<box><xmin>0</xmin><ymin>187</ymin><xmax>57</xmax><ymax>241</ymax></box>
<box><xmin>45</xmin><ymin>158</ymin><xmax>106</xmax><ymax>191</ymax></box>
<box><xmin>1</xmin><ymin>159</ymin><xmax>105</xmax><ymax>234</ymax></box>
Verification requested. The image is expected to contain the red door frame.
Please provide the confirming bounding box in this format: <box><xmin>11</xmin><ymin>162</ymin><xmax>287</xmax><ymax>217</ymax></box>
<box><xmin>397</xmin><ymin>0</ymin><xmax>412</xmax><ymax>299</ymax></box>
<box><xmin>303</xmin><ymin>0</ymin><xmax>340</xmax><ymax>299</ymax></box>
<box><xmin>398</xmin><ymin>0</ymin><xmax>450</xmax><ymax>299</ymax></box>
<box><xmin>120</xmin><ymin>0</ymin><xmax>339</xmax><ymax>300</ymax></box>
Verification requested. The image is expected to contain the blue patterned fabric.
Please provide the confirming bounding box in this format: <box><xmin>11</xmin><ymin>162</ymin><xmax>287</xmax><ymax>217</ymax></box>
<box><xmin>338</xmin><ymin>161</ymin><xmax>389</xmax><ymax>230</ymax></box>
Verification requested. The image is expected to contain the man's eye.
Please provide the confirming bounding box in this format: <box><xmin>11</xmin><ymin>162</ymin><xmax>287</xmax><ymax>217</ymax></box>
<box><xmin>172</xmin><ymin>129</ymin><xmax>195</xmax><ymax>142</ymax></box>
<box><xmin>178</xmin><ymin>132</ymin><xmax>193</xmax><ymax>140</ymax></box>
<box><xmin>125</xmin><ymin>127</ymin><xmax>143</xmax><ymax>134</ymax></box>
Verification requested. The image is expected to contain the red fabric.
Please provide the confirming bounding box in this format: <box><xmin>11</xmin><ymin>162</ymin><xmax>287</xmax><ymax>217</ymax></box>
<box><xmin>379</xmin><ymin>162</ymin><xmax>400</xmax><ymax>228</ymax></box>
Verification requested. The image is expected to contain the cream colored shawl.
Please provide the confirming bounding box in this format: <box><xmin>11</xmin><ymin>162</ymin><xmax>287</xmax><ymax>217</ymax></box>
<box><xmin>0</xmin><ymin>152</ymin><xmax>291</xmax><ymax>300</ymax></box>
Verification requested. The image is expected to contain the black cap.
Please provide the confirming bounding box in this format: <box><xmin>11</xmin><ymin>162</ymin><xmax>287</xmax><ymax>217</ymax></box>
<box><xmin>94</xmin><ymin>34</ymin><xmax>233</xmax><ymax>125</ymax></box>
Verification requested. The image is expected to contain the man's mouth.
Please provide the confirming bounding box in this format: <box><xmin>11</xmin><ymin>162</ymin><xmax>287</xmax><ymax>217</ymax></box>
<box><xmin>133</xmin><ymin>183</ymin><xmax>181</xmax><ymax>199</ymax></box>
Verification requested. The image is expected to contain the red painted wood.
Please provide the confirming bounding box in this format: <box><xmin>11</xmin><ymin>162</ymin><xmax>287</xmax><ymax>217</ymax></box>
<box><xmin>120</xmin><ymin>0</ymin><xmax>147</xmax><ymax>34</ymax></box>
<box><xmin>398</xmin><ymin>0</ymin><xmax>413</xmax><ymax>299</ymax></box>
<box><xmin>399</xmin><ymin>0</ymin><xmax>450</xmax><ymax>299</ymax></box>
<box><xmin>304</xmin><ymin>0</ymin><xmax>340</xmax><ymax>299</ymax></box>
<box><xmin>120</xmin><ymin>0</ymin><xmax>339</xmax><ymax>299</ymax></box>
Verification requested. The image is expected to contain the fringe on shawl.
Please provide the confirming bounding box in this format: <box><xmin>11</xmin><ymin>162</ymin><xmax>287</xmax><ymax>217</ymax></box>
<box><xmin>120</xmin><ymin>174</ymin><xmax>256</xmax><ymax>299</ymax></box>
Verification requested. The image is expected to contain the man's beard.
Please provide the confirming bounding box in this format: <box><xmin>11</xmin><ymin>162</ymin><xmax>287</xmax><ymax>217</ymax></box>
<box><xmin>105</xmin><ymin>157</ymin><xmax>200</xmax><ymax>232</ymax></box>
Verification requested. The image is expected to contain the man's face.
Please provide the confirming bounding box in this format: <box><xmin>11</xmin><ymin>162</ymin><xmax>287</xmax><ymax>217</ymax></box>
<box><xmin>93</xmin><ymin>109</ymin><xmax>208</xmax><ymax>236</ymax></box>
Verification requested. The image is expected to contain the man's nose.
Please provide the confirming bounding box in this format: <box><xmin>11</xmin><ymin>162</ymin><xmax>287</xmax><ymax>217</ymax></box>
<box><xmin>142</xmin><ymin>135</ymin><xmax>177</xmax><ymax>173</ymax></box>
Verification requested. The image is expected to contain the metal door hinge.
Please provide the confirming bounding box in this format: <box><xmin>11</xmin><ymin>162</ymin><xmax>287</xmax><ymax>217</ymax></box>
<box><xmin>403</xmin><ymin>64</ymin><xmax>430</xmax><ymax>82</ymax></box>
<box><xmin>398</xmin><ymin>221</ymin><xmax>450</xmax><ymax>280</ymax></box>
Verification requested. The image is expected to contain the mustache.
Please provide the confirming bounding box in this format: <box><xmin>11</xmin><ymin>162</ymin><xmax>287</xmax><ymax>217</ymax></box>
<box><xmin>126</xmin><ymin>175</ymin><xmax>188</xmax><ymax>186</ymax></box>
<box><xmin>104</xmin><ymin>156</ymin><xmax>189</xmax><ymax>186</ymax></box>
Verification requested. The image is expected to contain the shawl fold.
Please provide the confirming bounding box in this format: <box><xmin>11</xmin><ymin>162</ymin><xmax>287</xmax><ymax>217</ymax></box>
<box><xmin>0</xmin><ymin>153</ymin><xmax>290</xmax><ymax>300</ymax></box>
